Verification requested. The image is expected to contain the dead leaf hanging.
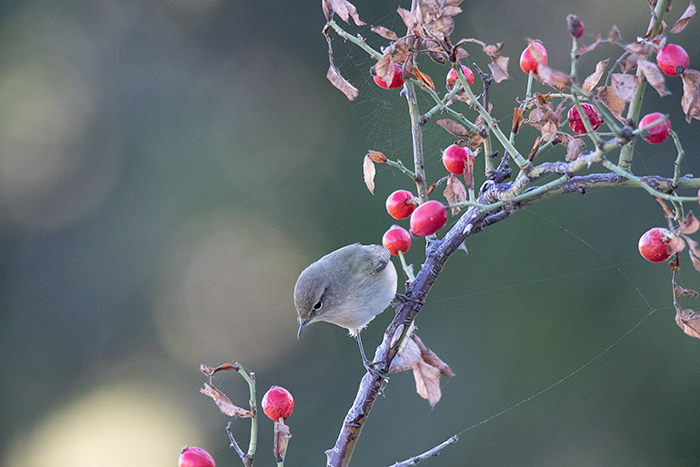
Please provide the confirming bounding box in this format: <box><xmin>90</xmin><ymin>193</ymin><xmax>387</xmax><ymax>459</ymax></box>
<box><xmin>681</xmin><ymin>69</ymin><xmax>700</xmax><ymax>122</ymax></box>
<box><xmin>670</xmin><ymin>2</ymin><xmax>696</xmax><ymax>34</ymax></box>
<box><xmin>363</xmin><ymin>154</ymin><xmax>377</xmax><ymax>194</ymax></box>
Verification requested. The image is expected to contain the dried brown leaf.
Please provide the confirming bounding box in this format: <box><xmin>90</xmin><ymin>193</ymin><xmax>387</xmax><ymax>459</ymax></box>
<box><xmin>444</xmin><ymin>174</ymin><xmax>466</xmax><ymax>215</ymax></box>
<box><xmin>200</xmin><ymin>383</ymin><xmax>254</xmax><ymax>418</ymax></box>
<box><xmin>375</xmin><ymin>52</ymin><xmax>396</xmax><ymax>88</ymax></box>
<box><xmin>273</xmin><ymin>421</ymin><xmax>292</xmax><ymax>462</ymax></box>
<box><xmin>674</xmin><ymin>284</ymin><xmax>699</xmax><ymax>298</ymax></box>
<box><xmin>371</xmin><ymin>25</ymin><xmax>398</xmax><ymax>41</ymax></box>
<box><xmin>537</xmin><ymin>65</ymin><xmax>572</xmax><ymax>91</ymax></box>
<box><xmin>397</xmin><ymin>7</ymin><xmax>423</xmax><ymax>35</ymax></box>
<box><xmin>685</xmin><ymin>237</ymin><xmax>700</xmax><ymax>273</ymax></box>
<box><xmin>626</xmin><ymin>42</ymin><xmax>655</xmax><ymax>56</ymax></box>
<box><xmin>540</xmin><ymin>120</ymin><xmax>558</xmax><ymax>142</ymax></box>
<box><xmin>437</xmin><ymin>118</ymin><xmax>470</xmax><ymax>137</ymax></box>
<box><xmin>667</xmin><ymin>234</ymin><xmax>687</xmax><ymax>256</ymax></box>
<box><xmin>679</xmin><ymin>212</ymin><xmax>700</xmax><ymax>235</ymax></box>
<box><xmin>681</xmin><ymin>69</ymin><xmax>700</xmax><ymax>122</ymax></box>
<box><xmin>415</xmin><ymin>0</ymin><xmax>463</xmax><ymax>40</ymax></box>
<box><xmin>488</xmin><ymin>55</ymin><xmax>510</xmax><ymax>83</ymax></box>
<box><xmin>637</xmin><ymin>59</ymin><xmax>670</xmax><ymax>96</ymax></box>
<box><xmin>675</xmin><ymin>305</ymin><xmax>700</xmax><ymax>339</ymax></box>
<box><xmin>528</xmin><ymin>136</ymin><xmax>542</xmax><ymax>161</ymax></box>
<box><xmin>608</xmin><ymin>25</ymin><xmax>621</xmax><ymax>44</ymax></box>
<box><xmin>670</xmin><ymin>2</ymin><xmax>696</xmax><ymax>33</ymax></box>
<box><xmin>200</xmin><ymin>363</ymin><xmax>239</xmax><ymax>377</ymax></box>
<box><xmin>414</xmin><ymin>334</ymin><xmax>455</xmax><ymax>377</ymax></box>
<box><xmin>367</xmin><ymin>149</ymin><xmax>387</xmax><ymax>163</ymax></box>
<box><xmin>512</xmin><ymin>108</ymin><xmax>524</xmax><ymax>135</ymax></box>
<box><xmin>363</xmin><ymin>154</ymin><xmax>376</xmax><ymax>194</ymax></box>
<box><xmin>482</xmin><ymin>42</ymin><xmax>504</xmax><ymax>57</ymax></box>
<box><xmin>327</xmin><ymin>63</ymin><xmax>359</xmax><ymax>101</ymax></box>
<box><xmin>322</xmin><ymin>0</ymin><xmax>365</xmax><ymax>26</ymax></box>
<box><xmin>566</xmin><ymin>137</ymin><xmax>586</xmax><ymax>161</ymax></box>
<box><xmin>610</xmin><ymin>73</ymin><xmax>639</xmax><ymax>102</ymax></box>
<box><xmin>597</xmin><ymin>86</ymin><xmax>627</xmax><ymax>120</ymax></box>
<box><xmin>583</xmin><ymin>59</ymin><xmax>609</xmax><ymax>93</ymax></box>
<box><xmin>389</xmin><ymin>334</ymin><xmax>454</xmax><ymax>408</ymax></box>
<box><xmin>414</xmin><ymin>66</ymin><xmax>435</xmax><ymax>90</ymax></box>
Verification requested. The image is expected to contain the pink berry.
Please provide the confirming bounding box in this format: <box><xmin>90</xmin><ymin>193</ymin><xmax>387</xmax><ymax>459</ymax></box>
<box><xmin>568</xmin><ymin>103</ymin><xmax>603</xmax><ymax>133</ymax></box>
<box><xmin>441</xmin><ymin>144</ymin><xmax>474</xmax><ymax>175</ymax></box>
<box><xmin>382</xmin><ymin>226</ymin><xmax>412</xmax><ymax>255</ymax></box>
<box><xmin>446</xmin><ymin>65</ymin><xmax>475</xmax><ymax>91</ymax></box>
<box><xmin>410</xmin><ymin>200</ymin><xmax>447</xmax><ymax>236</ymax></box>
<box><xmin>262</xmin><ymin>386</ymin><xmax>294</xmax><ymax>421</ymax></box>
<box><xmin>520</xmin><ymin>41</ymin><xmax>548</xmax><ymax>75</ymax></box>
<box><xmin>567</xmin><ymin>14</ymin><xmax>584</xmax><ymax>39</ymax></box>
<box><xmin>638</xmin><ymin>227</ymin><xmax>674</xmax><ymax>263</ymax></box>
<box><xmin>179</xmin><ymin>447</ymin><xmax>216</xmax><ymax>467</ymax></box>
<box><xmin>638</xmin><ymin>112</ymin><xmax>671</xmax><ymax>144</ymax></box>
<box><xmin>656</xmin><ymin>44</ymin><xmax>689</xmax><ymax>77</ymax></box>
<box><xmin>386</xmin><ymin>190</ymin><xmax>416</xmax><ymax>220</ymax></box>
<box><xmin>373</xmin><ymin>63</ymin><xmax>404</xmax><ymax>89</ymax></box>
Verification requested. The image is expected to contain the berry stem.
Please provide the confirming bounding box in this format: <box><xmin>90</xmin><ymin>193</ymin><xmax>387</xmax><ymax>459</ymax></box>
<box><xmin>617</xmin><ymin>0</ymin><xmax>670</xmax><ymax>171</ymax></box>
<box><xmin>326</xmin><ymin>20</ymin><xmax>382</xmax><ymax>60</ymax></box>
<box><xmin>397</xmin><ymin>250</ymin><xmax>415</xmax><ymax>282</ymax></box>
<box><xmin>404</xmin><ymin>81</ymin><xmax>429</xmax><ymax>203</ymax></box>
<box><xmin>670</xmin><ymin>130</ymin><xmax>685</xmax><ymax>191</ymax></box>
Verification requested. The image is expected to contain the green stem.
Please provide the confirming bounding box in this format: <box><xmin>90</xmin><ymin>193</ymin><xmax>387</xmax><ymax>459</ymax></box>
<box><xmin>237</xmin><ymin>368</ymin><xmax>258</xmax><ymax>458</ymax></box>
<box><xmin>384</xmin><ymin>157</ymin><xmax>417</xmax><ymax>179</ymax></box>
<box><xmin>617</xmin><ymin>0</ymin><xmax>670</xmax><ymax>171</ymax></box>
<box><xmin>670</xmin><ymin>130</ymin><xmax>685</xmax><ymax>189</ymax></box>
<box><xmin>398</xmin><ymin>250</ymin><xmax>415</xmax><ymax>282</ymax></box>
<box><xmin>327</xmin><ymin>20</ymin><xmax>382</xmax><ymax>60</ymax></box>
<box><xmin>404</xmin><ymin>81</ymin><xmax>429</xmax><ymax>202</ymax></box>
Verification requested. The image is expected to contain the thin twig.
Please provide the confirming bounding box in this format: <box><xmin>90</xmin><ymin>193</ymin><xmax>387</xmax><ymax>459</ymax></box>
<box><xmin>388</xmin><ymin>435</ymin><xmax>459</xmax><ymax>467</ymax></box>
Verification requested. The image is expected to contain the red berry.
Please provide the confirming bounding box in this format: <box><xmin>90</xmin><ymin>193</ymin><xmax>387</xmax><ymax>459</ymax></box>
<box><xmin>567</xmin><ymin>103</ymin><xmax>603</xmax><ymax>133</ymax></box>
<box><xmin>441</xmin><ymin>144</ymin><xmax>473</xmax><ymax>174</ymax></box>
<box><xmin>179</xmin><ymin>447</ymin><xmax>216</xmax><ymax>467</ymax></box>
<box><xmin>446</xmin><ymin>65</ymin><xmax>475</xmax><ymax>91</ymax></box>
<box><xmin>386</xmin><ymin>190</ymin><xmax>416</xmax><ymax>220</ymax></box>
<box><xmin>262</xmin><ymin>386</ymin><xmax>294</xmax><ymax>421</ymax></box>
<box><xmin>373</xmin><ymin>63</ymin><xmax>404</xmax><ymax>89</ymax></box>
<box><xmin>638</xmin><ymin>227</ymin><xmax>674</xmax><ymax>263</ymax></box>
<box><xmin>410</xmin><ymin>200</ymin><xmax>447</xmax><ymax>236</ymax></box>
<box><xmin>656</xmin><ymin>44</ymin><xmax>689</xmax><ymax>77</ymax></box>
<box><xmin>697</xmin><ymin>187</ymin><xmax>700</xmax><ymax>206</ymax></box>
<box><xmin>382</xmin><ymin>226</ymin><xmax>412</xmax><ymax>255</ymax></box>
<box><xmin>638</xmin><ymin>112</ymin><xmax>671</xmax><ymax>144</ymax></box>
<box><xmin>519</xmin><ymin>41</ymin><xmax>548</xmax><ymax>75</ymax></box>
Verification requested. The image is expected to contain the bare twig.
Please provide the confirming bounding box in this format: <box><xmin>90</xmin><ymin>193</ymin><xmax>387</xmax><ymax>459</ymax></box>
<box><xmin>388</xmin><ymin>435</ymin><xmax>459</xmax><ymax>467</ymax></box>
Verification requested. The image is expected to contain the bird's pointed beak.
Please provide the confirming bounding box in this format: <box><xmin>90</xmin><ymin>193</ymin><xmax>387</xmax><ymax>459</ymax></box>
<box><xmin>297</xmin><ymin>320</ymin><xmax>306</xmax><ymax>339</ymax></box>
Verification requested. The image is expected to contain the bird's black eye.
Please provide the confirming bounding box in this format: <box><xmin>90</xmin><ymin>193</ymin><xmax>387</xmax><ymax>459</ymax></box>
<box><xmin>312</xmin><ymin>301</ymin><xmax>323</xmax><ymax>312</ymax></box>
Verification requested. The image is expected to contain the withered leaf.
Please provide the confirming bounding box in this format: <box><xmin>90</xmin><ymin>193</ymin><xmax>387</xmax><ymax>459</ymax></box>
<box><xmin>370</xmin><ymin>25</ymin><xmax>398</xmax><ymax>41</ymax></box>
<box><xmin>608</xmin><ymin>25</ymin><xmax>621</xmax><ymax>44</ymax></box>
<box><xmin>681</xmin><ymin>69</ymin><xmax>700</xmax><ymax>122</ymax></box>
<box><xmin>414</xmin><ymin>66</ymin><xmax>435</xmax><ymax>90</ymax></box>
<box><xmin>367</xmin><ymin>149</ymin><xmax>387</xmax><ymax>163</ymax></box>
<box><xmin>537</xmin><ymin>65</ymin><xmax>572</xmax><ymax>91</ymax></box>
<box><xmin>621</xmin><ymin>54</ymin><xmax>641</xmax><ymax>73</ymax></box>
<box><xmin>582</xmin><ymin>59</ymin><xmax>609</xmax><ymax>93</ymax></box>
<box><xmin>610</xmin><ymin>73</ymin><xmax>640</xmax><ymax>102</ymax></box>
<box><xmin>626</xmin><ymin>42</ymin><xmax>655</xmax><ymax>56</ymax></box>
<box><xmin>679</xmin><ymin>211</ymin><xmax>700</xmax><ymax>235</ymax></box>
<box><xmin>540</xmin><ymin>120</ymin><xmax>558</xmax><ymax>142</ymax></box>
<box><xmin>389</xmin><ymin>334</ymin><xmax>454</xmax><ymax>408</ymax></box>
<box><xmin>527</xmin><ymin>136</ymin><xmax>542</xmax><ymax>161</ymax></box>
<box><xmin>675</xmin><ymin>305</ymin><xmax>700</xmax><ymax>339</ymax></box>
<box><xmin>670</xmin><ymin>2</ymin><xmax>696</xmax><ymax>34</ymax></box>
<box><xmin>322</xmin><ymin>0</ymin><xmax>365</xmax><ymax>26</ymax></box>
<box><xmin>685</xmin><ymin>237</ymin><xmax>700</xmax><ymax>273</ymax></box>
<box><xmin>416</xmin><ymin>0</ymin><xmax>463</xmax><ymax>40</ymax></box>
<box><xmin>397</xmin><ymin>7</ymin><xmax>423</xmax><ymax>35</ymax></box>
<box><xmin>375</xmin><ymin>52</ymin><xmax>396</xmax><ymax>89</ymax></box>
<box><xmin>363</xmin><ymin>154</ymin><xmax>376</xmax><ymax>194</ymax></box>
<box><xmin>566</xmin><ymin>137</ymin><xmax>586</xmax><ymax>161</ymax></box>
<box><xmin>437</xmin><ymin>118</ymin><xmax>470</xmax><ymax>137</ymax></box>
<box><xmin>200</xmin><ymin>383</ymin><xmax>254</xmax><ymax>418</ymax></box>
<box><xmin>327</xmin><ymin>63</ymin><xmax>359</xmax><ymax>101</ymax></box>
<box><xmin>482</xmin><ymin>42</ymin><xmax>503</xmax><ymax>57</ymax></box>
<box><xmin>512</xmin><ymin>108</ymin><xmax>524</xmax><ymax>135</ymax></box>
<box><xmin>273</xmin><ymin>421</ymin><xmax>292</xmax><ymax>462</ymax></box>
<box><xmin>444</xmin><ymin>174</ymin><xmax>467</xmax><ymax>215</ymax></box>
<box><xmin>674</xmin><ymin>284</ymin><xmax>699</xmax><ymax>298</ymax></box>
<box><xmin>597</xmin><ymin>86</ymin><xmax>627</xmax><ymax>120</ymax></box>
<box><xmin>667</xmin><ymin>234</ymin><xmax>687</xmax><ymax>256</ymax></box>
<box><xmin>488</xmin><ymin>55</ymin><xmax>510</xmax><ymax>83</ymax></box>
<box><xmin>637</xmin><ymin>59</ymin><xmax>670</xmax><ymax>96</ymax></box>
<box><xmin>200</xmin><ymin>362</ymin><xmax>238</xmax><ymax>377</ymax></box>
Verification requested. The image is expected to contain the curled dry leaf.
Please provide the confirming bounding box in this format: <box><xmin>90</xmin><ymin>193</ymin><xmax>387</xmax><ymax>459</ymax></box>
<box><xmin>389</xmin><ymin>333</ymin><xmax>454</xmax><ymax>408</ymax></box>
<box><xmin>637</xmin><ymin>59</ymin><xmax>670</xmax><ymax>97</ymax></box>
<box><xmin>667</xmin><ymin>234</ymin><xmax>687</xmax><ymax>257</ymax></box>
<box><xmin>536</xmin><ymin>65</ymin><xmax>572</xmax><ymax>91</ymax></box>
<box><xmin>582</xmin><ymin>59</ymin><xmax>609</xmax><ymax>93</ymax></box>
<box><xmin>200</xmin><ymin>383</ymin><xmax>254</xmax><ymax>418</ymax></box>
<box><xmin>488</xmin><ymin>55</ymin><xmax>510</xmax><ymax>83</ymax></box>
<box><xmin>322</xmin><ymin>0</ymin><xmax>365</xmax><ymax>26</ymax></box>
<box><xmin>608</xmin><ymin>25</ymin><xmax>621</xmax><ymax>44</ymax></box>
<box><xmin>416</xmin><ymin>0</ymin><xmax>463</xmax><ymax>41</ymax></box>
<box><xmin>512</xmin><ymin>108</ymin><xmax>524</xmax><ymax>135</ymax></box>
<box><xmin>675</xmin><ymin>305</ymin><xmax>700</xmax><ymax>339</ymax></box>
<box><xmin>684</xmin><ymin>237</ymin><xmax>700</xmax><ymax>273</ymax></box>
<box><xmin>669</xmin><ymin>2</ymin><xmax>696</xmax><ymax>34</ymax></box>
<box><xmin>437</xmin><ymin>119</ymin><xmax>470</xmax><ymax>137</ymax></box>
<box><xmin>367</xmin><ymin>149</ymin><xmax>387</xmax><ymax>163</ymax></box>
<box><xmin>679</xmin><ymin>212</ymin><xmax>700</xmax><ymax>235</ymax></box>
<box><xmin>681</xmin><ymin>69</ymin><xmax>700</xmax><ymax>122</ymax></box>
<box><xmin>597</xmin><ymin>86</ymin><xmax>627</xmax><ymax>120</ymax></box>
<box><xmin>273</xmin><ymin>421</ymin><xmax>292</xmax><ymax>463</ymax></box>
<box><xmin>566</xmin><ymin>137</ymin><xmax>586</xmax><ymax>161</ymax></box>
<box><xmin>375</xmin><ymin>52</ymin><xmax>396</xmax><ymax>89</ymax></box>
<box><xmin>527</xmin><ymin>136</ymin><xmax>542</xmax><ymax>161</ymax></box>
<box><xmin>200</xmin><ymin>363</ymin><xmax>238</xmax><ymax>377</ymax></box>
<box><xmin>414</xmin><ymin>66</ymin><xmax>435</xmax><ymax>90</ymax></box>
<box><xmin>444</xmin><ymin>174</ymin><xmax>467</xmax><ymax>215</ymax></box>
<box><xmin>371</xmin><ymin>25</ymin><xmax>398</xmax><ymax>41</ymax></box>
<box><xmin>610</xmin><ymin>74</ymin><xmax>639</xmax><ymax>102</ymax></box>
<box><xmin>363</xmin><ymin>154</ymin><xmax>377</xmax><ymax>194</ymax></box>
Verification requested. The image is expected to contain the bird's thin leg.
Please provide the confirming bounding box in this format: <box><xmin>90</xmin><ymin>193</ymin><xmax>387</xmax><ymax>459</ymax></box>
<box><xmin>355</xmin><ymin>333</ymin><xmax>389</xmax><ymax>381</ymax></box>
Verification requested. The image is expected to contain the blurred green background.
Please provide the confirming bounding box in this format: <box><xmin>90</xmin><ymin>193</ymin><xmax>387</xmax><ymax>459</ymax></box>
<box><xmin>2</xmin><ymin>0</ymin><xmax>700</xmax><ymax>466</ymax></box>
